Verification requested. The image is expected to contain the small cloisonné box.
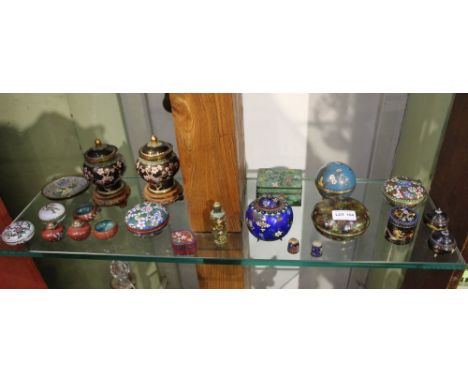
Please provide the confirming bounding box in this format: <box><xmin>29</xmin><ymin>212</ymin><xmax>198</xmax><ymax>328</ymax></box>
<box><xmin>256</xmin><ymin>168</ymin><xmax>302</xmax><ymax>206</ymax></box>
<box><xmin>171</xmin><ymin>230</ymin><xmax>197</xmax><ymax>255</ymax></box>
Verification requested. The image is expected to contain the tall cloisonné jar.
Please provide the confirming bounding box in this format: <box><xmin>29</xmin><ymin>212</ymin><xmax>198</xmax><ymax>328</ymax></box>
<box><xmin>82</xmin><ymin>138</ymin><xmax>130</xmax><ymax>207</ymax></box>
<box><xmin>136</xmin><ymin>135</ymin><xmax>183</xmax><ymax>205</ymax></box>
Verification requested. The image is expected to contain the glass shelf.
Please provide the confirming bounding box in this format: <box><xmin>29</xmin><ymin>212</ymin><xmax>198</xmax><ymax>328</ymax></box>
<box><xmin>0</xmin><ymin>177</ymin><xmax>465</xmax><ymax>270</ymax></box>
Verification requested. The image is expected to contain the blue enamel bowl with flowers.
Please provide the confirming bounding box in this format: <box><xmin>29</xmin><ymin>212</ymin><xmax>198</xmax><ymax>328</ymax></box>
<box><xmin>315</xmin><ymin>161</ymin><xmax>356</xmax><ymax>198</ymax></box>
<box><xmin>245</xmin><ymin>195</ymin><xmax>293</xmax><ymax>241</ymax></box>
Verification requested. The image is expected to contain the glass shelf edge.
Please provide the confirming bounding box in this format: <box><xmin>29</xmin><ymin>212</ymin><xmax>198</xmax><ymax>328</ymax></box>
<box><xmin>3</xmin><ymin>249</ymin><xmax>463</xmax><ymax>270</ymax></box>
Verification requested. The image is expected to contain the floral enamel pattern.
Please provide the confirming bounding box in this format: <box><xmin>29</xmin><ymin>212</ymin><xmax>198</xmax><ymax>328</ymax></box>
<box><xmin>38</xmin><ymin>203</ymin><xmax>66</xmax><ymax>223</ymax></box>
<box><xmin>83</xmin><ymin>158</ymin><xmax>126</xmax><ymax>188</ymax></box>
<box><xmin>136</xmin><ymin>155</ymin><xmax>179</xmax><ymax>190</ymax></box>
<box><xmin>382</xmin><ymin>176</ymin><xmax>427</xmax><ymax>207</ymax></box>
<box><xmin>245</xmin><ymin>195</ymin><xmax>293</xmax><ymax>241</ymax></box>
<box><xmin>125</xmin><ymin>202</ymin><xmax>169</xmax><ymax>232</ymax></box>
<box><xmin>42</xmin><ymin>176</ymin><xmax>89</xmax><ymax>200</ymax></box>
<box><xmin>1</xmin><ymin>220</ymin><xmax>35</xmax><ymax>245</ymax></box>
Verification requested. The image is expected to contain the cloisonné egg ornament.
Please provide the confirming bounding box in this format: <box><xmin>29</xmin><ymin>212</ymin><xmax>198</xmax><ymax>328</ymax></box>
<box><xmin>136</xmin><ymin>135</ymin><xmax>183</xmax><ymax>205</ymax></box>
<box><xmin>312</xmin><ymin>197</ymin><xmax>369</xmax><ymax>241</ymax></box>
<box><xmin>245</xmin><ymin>195</ymin><xmax>293</xmax><ymax>241</ymax></box>
<box><xmin>382</xmin><ymin>176</ymin><xmax>427</xmax><ymax>207</ymax></box>
<box><xmin>315</xmin><ymin>161</ymin><xmax>356</xmax><ymax>198</ymax></box>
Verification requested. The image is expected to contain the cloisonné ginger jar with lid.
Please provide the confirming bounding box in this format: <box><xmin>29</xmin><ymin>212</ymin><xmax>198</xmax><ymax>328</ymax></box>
<box><xmin>82</xmin><ymin>138</ymin><xmax>130</xmax><ymax>207</ymax></box>
<box><xmin>382</xmin><ymin>176</ymin><xmax>427</xmax><ymax>207</ymax></box>
<box><xmin>245</xmin><ymin>195</ymin><xmax>293</xmax><ymax>241</ymax></box>
<box><xmin>312</xmin><ymin>197</ymin><xmax>369</xmax><ymax>241</ymax></box>
<box><xmin>423</xmin><ymin>208</ymin><xmax>449</xmax><ymax>231</ymax></box>
<box><xmin>315</xmin><ymin>161</ymin><xmax>356</xmax><ymax>199</ymax></box>
<box><xmin>136</xmin><ymin>135</ymin><xmax>183</xmax><ymax>205</ymax></box>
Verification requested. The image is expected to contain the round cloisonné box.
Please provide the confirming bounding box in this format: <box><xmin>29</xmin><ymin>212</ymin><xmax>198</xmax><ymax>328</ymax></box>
<box><xmin>38</xmin><ymin>203</ymin><xmax>66</xmax><ymax>224</ymax></box>
<box><xmin>1</xmin><ymin>220</ymin><xmax>35</xmax><ymax>246</ymax></box>
<box><xmin>315</xmin><ymin>161</ymin><xmax>356</xmax><ymax>199</ymax></box>
<box><xmin>74</xmin><ymin>203</ymin><xmax>98</xmax><ymax>222</ymax></box>
<box><xmin>385</xmin><ymin>206</ymin><xmax>419</xmax><ymax>245</ymax></box>
<box><xmin>125</xmin><ymin>201</ymin><xmax>169</xmax><ymax>237</ymax></box>
<box><xmin>245</xmin><ymin>195</ymin><xmax>293</xmax><ymax>241</ymax></box>
<box><xmin>41</xmin><ymin>222</ymin><xmax>64</xmax><ymax>242</ymax></box>
<box><xmin>382</xmin><ymin>176</ymin><xmax>427</xmax><ymax>207</ymax></box>
<box><xmin>312</xmin><ymin>197</ymin><xmax>370</xmax><ymax>241</ymax></box>
<box><xmin>67</xmin><ymin>219</ymin><xmax>91</xmax><ymax>241</ymax></box>
<box><xmin>93</xmin><ymin>219</ymin><xmax>119</xmax><ymax>240</ymax></box>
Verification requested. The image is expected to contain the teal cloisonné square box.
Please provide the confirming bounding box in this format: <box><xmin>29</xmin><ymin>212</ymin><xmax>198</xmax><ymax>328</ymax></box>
<box><xmin>256</xmin><ymin>168</ymin><xmax>303</xmax><ymax>206</ymax></box>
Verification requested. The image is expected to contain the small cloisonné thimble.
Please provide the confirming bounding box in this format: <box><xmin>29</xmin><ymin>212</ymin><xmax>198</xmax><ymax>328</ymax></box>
<box><xmin>287</xmin><ymin>237</ymin><xmax>300</xmax><ymax>254</ymax></box>
<box><xmin>311</xmin><ymin>240</ymin><xmax>323</xmax><ymax>257</ymax></box>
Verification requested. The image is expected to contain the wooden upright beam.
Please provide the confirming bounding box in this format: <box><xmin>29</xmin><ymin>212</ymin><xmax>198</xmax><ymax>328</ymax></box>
<box><xmin>170</xmin><ymin>93</ymin><xmax>245</xmax><ymax>232</ymax></box>
<box><xmin>170</xmin><ymin>94</ymin><xmax>246</xmax><ymax>288</ymax></box>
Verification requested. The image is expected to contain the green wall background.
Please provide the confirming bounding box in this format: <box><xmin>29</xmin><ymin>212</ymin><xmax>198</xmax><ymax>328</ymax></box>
<box><xmin>0</xmin><ymin>94</ymin><xmax>161</xmax><ymax>288</ymax></box>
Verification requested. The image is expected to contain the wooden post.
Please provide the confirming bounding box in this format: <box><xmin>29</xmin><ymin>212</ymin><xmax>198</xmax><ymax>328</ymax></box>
<box><xmin>170</xmin><ymin>94</ymin><xmax>246</xmax><ymax>288</ymax></box>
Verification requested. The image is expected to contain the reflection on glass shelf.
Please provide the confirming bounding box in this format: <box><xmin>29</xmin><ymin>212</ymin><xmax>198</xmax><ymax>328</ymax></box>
<box><xmin>0</xmin><ymin>177</ymin><xmax>465</xmax><ymax>270</ymax></box>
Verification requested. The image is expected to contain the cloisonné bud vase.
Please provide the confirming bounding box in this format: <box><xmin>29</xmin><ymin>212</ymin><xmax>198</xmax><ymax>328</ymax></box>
<box><xmin>245</xmin><ymin>195</ymin><xmax>293</xmax><ymax>241</ymax></box>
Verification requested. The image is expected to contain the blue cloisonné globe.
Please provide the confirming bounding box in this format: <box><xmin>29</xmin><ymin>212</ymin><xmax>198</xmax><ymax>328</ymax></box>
<box><xmin>245</xmin><ymin>195</ymin><xmax>293</xmax><ymax>241</ymax></box>
<box><xmin>315</xmin><ymin>161</ymin><xmax>356</xmax><ymax>198</ymax></box>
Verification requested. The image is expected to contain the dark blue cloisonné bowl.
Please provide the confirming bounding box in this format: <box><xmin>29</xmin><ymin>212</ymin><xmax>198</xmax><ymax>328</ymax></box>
<box><xmin>245</xmin><ymin>195</ymin><xmax>293</xmax><ymax>241</ymax></box>
<box><xmin>315</xmin><ymin>161</ymin><xmax>356</xmax><ymax>198</ymax></box>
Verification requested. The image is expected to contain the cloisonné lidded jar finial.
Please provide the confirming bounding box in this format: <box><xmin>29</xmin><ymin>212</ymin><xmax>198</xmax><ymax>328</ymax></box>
<box><xmin>315</xmin><ymin>161</ymin><xmax>356</xmax><ymax>198</ymax></box>
<box><xmin>82</xmin><ymin>138</ymin><xmax>129</xmax><ymax>206</ymax></box>
<box><xmin>245</xmin><ymin>195</ymin><xmax>293</xmax><ymax>241</ymax></box>
<box><xmin>136</xmin><ymin>135</ymin><xmax>183</xmax><ymax>205</ymax></box>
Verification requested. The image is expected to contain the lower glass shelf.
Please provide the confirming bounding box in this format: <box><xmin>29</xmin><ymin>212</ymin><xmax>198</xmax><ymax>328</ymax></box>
<box><xmin>0</xmin><ymin>177</ymin><xmax>465</xmax><ymax>270</ymax></box>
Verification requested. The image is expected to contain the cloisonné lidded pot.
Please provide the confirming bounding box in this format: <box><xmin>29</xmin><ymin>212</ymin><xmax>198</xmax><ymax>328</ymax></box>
<box><xmin>312</xmin><ymin>197</ymin><xmax>369</xmax><ymax>241</ymax></box>
<box><xmin>93</xmin><ymin>219</ymin><xmax>119</xmax><ymax>240</ymax></box>
<box><xmin>73</xmin><ymin>203</ymin><xmax>98</xmax><ymax>222</ymax></box>
<box><xmin>125</xmin><ymin>201</ymin><xmax>169</xmax><ymax>237</ymax></box>
<box><xmin>315</xmin><ymin>161</ymin><xmax>356</xmax><ymax>198</ymax></box>
<box><xmin>382</xmin><ymin>176</ymin><xmax>427</xmax><ymax>207</ymax></box>
<box><xmin>428</xmin><ymin>230</ymin><xmax>456</xmax><ymax>256</ymax></box>
<box><xmin>82</xmin><ymin>138</ymin><xmax>126</xmax><ymax>195</ymax></box>
<box><xmin>136</xmin><ymin>135</ymin><xmax>182</xmax><ymax>204</ymax></box>
<box><xmin>1</xmin><ymin>220</ymin><xmax>35</xmax><ymax>246</ymax></box>
<box><xmin>245</xmin><ymin>195</ymin><xmax>293</xmax><ymax>241</ymax></box>
<box><xmin>423</xmin><ymin>208</ymin><xmax>449</xmax><ymax>231</ymax></box>
<box><xmin>41</xmin><ymin>222</ymin><xmax>64</xmax><ymax>242</ymax></box>
<box><xmin>67</xmin><ymin>219</ymin><xmax>91</xmax><ymax>241</ymax></box>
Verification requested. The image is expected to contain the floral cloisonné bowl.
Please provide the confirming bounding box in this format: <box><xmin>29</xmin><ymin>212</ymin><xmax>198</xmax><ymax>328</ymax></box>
<box><xmin>245</xmin><ymin>195</ymin><xmax>293</xmax><ymax>241</ymax></box>
<box><xmin>315</xmin><ymin>161</ymin><xmax>356</xmax><ymax>198</ymax></box>
<box><xmin>125</xmin><ymin>201</ymin><xmax>169</xmax><ymax>237</ymax></box>
<box><xmin>312</xmin><ymin>197</ymin><xmax>370</xmax><ymax>241</ymax></box>
<box><xmin>382</xmin><ymin>176</ymin><xmax>427</xmax><ymax>207</ymax></box>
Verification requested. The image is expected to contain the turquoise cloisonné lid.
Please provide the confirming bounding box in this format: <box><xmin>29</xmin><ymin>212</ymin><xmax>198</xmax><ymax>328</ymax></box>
<box><xmin>95</xmin><ymin>219</ymin><xmax>117</xmax><ymax>233</ymax></box>
<box><xmin>315</xmin><ymin>162</ymin><xmax>356</xmax><ymax>198</ymax></box>
<box><xmin>125</xmin><ymin>201</ymin><xmax>169</xmax><ymax>232</ymax></box>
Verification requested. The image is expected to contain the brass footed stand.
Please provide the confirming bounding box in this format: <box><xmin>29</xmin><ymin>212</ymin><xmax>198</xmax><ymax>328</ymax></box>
<box><xmin>92</xmin><ymin>181</ymin><xmax>131</xmax><ymax>208</ymax></box>
<box><xmin>143</xmin><ymin>180</ymin><xmax>183</xmax><ymax>205</ymax></box>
